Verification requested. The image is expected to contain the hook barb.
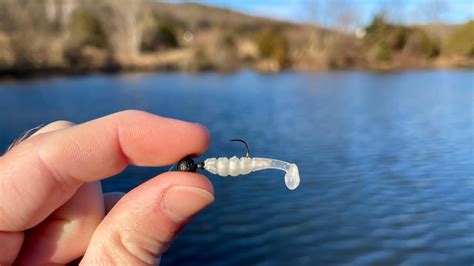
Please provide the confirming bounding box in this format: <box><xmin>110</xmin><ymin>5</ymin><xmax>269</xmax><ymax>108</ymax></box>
<box><xmin>229</xmin><ymin>139</ymin><xmax>250</xmax><ymax>157</ymax></box>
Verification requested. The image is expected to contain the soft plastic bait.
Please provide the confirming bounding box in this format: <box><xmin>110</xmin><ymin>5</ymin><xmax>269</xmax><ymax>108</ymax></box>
<box><xmin>176</xmin><ymin>139</ymin><xmax>300</xmax><ymax>190</ymax></box>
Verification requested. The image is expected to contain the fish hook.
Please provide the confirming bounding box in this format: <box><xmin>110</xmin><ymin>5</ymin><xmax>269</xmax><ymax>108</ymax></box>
<box><xmin>229</xmin><ymin>138</ymin><xmax>250</xmax><ymax>158</ymax></box>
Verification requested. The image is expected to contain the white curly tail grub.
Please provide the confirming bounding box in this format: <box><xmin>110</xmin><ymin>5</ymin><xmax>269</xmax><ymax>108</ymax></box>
<box><xmin>203</xmin><ymin>156</ymin><xmax>300</xmax><ymax>190</ymax></box>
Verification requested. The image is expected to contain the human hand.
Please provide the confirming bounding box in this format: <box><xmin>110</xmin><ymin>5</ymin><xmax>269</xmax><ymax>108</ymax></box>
<box><xmin>0</xmin><ymin>110</ymin><xmax>214</xmax><ymax>265</ymax></box>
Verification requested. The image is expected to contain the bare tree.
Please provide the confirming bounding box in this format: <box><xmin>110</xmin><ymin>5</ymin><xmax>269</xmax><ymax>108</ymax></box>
<box><xmin>304</xmin><ymin>0</ymin><xmax>361</xmax><ymax>31</ymax></box>
<box><xmin>377</xmin><ymin>0</ymin><xmax>415</xmax><ymax>25</ymax></box>
<box><xmin>423</xmin><ymin>0</ymin><xmax>449</xmax><ymax>23</ymax></box>
<box><xmin>303</xmin><ymin>0</ymin><xmax>363</xmax><ymax>57</ymax></box>
<box><xmin>332</xmin><ymin>0</ymin><xmax>362</xmax><ymax>32</ymax></box>
<box><xmin>304</xmin><ymin>0</ymin><xmax>328</xmax><ymax>28</ymax></box>
<box><xmin>302</xmin><ymin>0</ymin><xmax>331</xmax><ymax>51</ymax></box>
<box><xmin>60</xmin><ymin>0</ymin><xmax>78</xmax><ymax>27</ymax></box>
<box><xmin>99</xmin><ymin>0</ymin><xmax>146</xmax><ymax>59</ymax></box>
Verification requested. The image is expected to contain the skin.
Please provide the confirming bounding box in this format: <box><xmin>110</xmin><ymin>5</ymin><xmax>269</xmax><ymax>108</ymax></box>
<box><xmin>0</xmin><ymin>110</ymin><xmax>214</xmax><ymax>265</ymax></box>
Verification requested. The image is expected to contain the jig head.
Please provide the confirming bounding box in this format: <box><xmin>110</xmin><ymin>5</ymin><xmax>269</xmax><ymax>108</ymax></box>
<box><xmin>176</xmin><ymin>139</ymin><xmax>300</xmax><ymax>190</ymax></box>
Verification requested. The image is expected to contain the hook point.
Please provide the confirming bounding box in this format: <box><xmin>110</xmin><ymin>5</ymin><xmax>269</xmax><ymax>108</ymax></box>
<box><xmin>229</xmin><ymin>138</ymin><xmax>250</xmax><ymax>157</ymax></box>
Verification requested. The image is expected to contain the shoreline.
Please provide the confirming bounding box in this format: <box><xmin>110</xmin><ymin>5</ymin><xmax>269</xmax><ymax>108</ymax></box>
<box><xmin>1</xmin><ymin>60</ymin><xmax>473</xmax><ymax>81</ymax></box>
<box><xmin>1</xmin><ymin>2</ymin><xmax>472</xmax><ymax>82</ymax></box>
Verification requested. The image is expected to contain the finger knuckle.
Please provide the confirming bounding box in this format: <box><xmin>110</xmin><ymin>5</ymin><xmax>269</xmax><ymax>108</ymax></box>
<box><xmin>116</xmin><ymin>110</ymin><xmax>150</xmax><ymax>120</ymax></box>
<box><xmin>106</xmin><ymin>222</ymin><xmax>168</xmax><ymax>265</ymax></box>
<box><xmin>48</xmin><ymin>120</ymin><xmax>75</xmax><ymax>128</ymax></box>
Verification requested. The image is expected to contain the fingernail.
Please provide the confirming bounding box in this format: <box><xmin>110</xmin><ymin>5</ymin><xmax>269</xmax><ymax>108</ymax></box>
<box><xmin>162</xmin><ymin>186</ymin><xmax>214</xmax><ymax>222</ymax></box>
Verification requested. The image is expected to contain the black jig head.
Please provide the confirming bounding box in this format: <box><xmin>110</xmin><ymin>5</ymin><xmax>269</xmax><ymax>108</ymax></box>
<box><xmin>176</xmin><ymin>157</ymin><xmax>204</xmax><ymax>172</ymax></box>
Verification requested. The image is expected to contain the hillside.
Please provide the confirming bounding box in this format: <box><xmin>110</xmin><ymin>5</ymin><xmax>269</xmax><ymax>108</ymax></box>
<box><xmin>0</xmin><ymin>0</ymin><xmax>472</xmax><ymax>78</ymax></box>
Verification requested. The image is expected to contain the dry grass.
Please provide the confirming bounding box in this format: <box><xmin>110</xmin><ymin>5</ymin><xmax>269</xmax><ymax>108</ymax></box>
<box><xmin>0</xmin><ymin>0</ymin><xmax>471</xmax><ymax>77</ymax></box>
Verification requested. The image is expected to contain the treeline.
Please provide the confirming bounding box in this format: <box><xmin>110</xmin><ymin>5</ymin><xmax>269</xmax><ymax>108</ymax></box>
<box><xmin>0</xmin><ymin>0</ymin><xmax>472</xmax><ymax>77</ymax></box>
<box><xmin>361</xmin><ymin>16</ymin><xmax>474</xmax><ymax>69</ymax></box>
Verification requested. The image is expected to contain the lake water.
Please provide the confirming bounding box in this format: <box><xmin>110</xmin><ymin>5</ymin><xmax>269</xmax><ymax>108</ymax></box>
<box><xmin>0</xmin><ymin>70</ymin><xmax>473</xmax><ymax>265</ymax></box>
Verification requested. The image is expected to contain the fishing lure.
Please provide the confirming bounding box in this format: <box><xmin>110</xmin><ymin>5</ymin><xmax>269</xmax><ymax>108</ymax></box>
<box><xmin>176</xmin><ymin>139</ymin><xmax>300</xmax><ymax>190</ymax></box>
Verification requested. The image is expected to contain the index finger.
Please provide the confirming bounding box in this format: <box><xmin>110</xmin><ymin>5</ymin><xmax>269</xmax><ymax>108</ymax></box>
<box><xmin>0</xmin><ymin>110</ymin><xmax>210</xmax><ymax>231</ymax></box>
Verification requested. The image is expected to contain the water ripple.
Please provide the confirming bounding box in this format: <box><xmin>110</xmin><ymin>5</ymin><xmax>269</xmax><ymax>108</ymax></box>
<box><xmin>0</xmin><ymin>71</ymin><xmax>472</xmax><ymax>265</ymax></box>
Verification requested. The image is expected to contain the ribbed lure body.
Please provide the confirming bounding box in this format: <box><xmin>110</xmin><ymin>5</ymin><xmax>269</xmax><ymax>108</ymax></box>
<box><xmin>203</xmin><ymin>156</ymin><xmax>300</xmax><ymax>190</ymax></box>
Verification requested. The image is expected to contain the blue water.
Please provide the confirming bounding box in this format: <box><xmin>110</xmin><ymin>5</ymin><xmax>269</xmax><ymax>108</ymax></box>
<box><xmin>0</xmin><ymin>70</ymin><xmax>473</xmax><ymax>265</ymax></box>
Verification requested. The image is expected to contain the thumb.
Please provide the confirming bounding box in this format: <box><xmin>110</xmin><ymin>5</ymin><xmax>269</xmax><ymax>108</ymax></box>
<box><xmin>80</xmin><ymin>172</ymin><xmax>214</xmax><ymax>265</ymax></box>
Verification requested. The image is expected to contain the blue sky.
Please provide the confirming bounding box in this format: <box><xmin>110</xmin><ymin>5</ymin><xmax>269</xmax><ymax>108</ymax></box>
<box><xmin>173</xmin><ymin>0</ymin><xmax>473</xmax><ymax>27</ymax></box>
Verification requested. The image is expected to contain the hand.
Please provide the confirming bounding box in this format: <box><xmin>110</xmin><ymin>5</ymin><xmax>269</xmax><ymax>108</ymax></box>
<box><xmin>0</xmin><ymin>110</ymin><xmax>214</xmax><ymax>265</ymax></box>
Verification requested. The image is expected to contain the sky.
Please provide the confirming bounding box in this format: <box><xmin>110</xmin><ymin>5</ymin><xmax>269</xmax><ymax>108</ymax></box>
<box><xmin>172</xmin><ymin>0</ymin><xmax>474</xmax><ymax>27</ymax></box>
